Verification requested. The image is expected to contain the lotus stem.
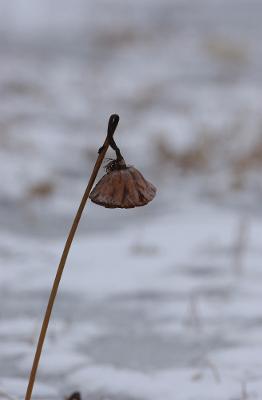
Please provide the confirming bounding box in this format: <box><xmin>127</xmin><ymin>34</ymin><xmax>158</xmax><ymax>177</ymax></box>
<box><xmin>24</xmin><ymin>114</ymin><xmax>120</xmax><ymax>400</ymax></box>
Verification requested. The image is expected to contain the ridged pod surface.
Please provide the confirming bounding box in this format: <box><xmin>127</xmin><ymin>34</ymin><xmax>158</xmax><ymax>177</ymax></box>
<box><xmin>90</xmin><ymin>166</ymin><xmax>156</xmax><ymax>208</ymax></box>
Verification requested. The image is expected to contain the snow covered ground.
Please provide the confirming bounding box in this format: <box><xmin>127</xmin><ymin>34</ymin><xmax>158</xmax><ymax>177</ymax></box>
<box><xmin>1</xmin><ymin>1</ymin><xmax>262</xmax><ymax>399</ymax></box>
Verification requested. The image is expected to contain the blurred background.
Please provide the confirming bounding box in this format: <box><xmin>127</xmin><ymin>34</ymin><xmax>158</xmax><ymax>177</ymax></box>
<box><xmin>1</xmin><ymin>1</ymin><xmax>262</xmax><ymax>399</ymax></box>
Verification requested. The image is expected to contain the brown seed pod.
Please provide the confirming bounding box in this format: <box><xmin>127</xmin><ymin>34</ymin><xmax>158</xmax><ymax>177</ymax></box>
<box><xmin>90</xmin><ymin>160</ymin><xmax>156</xmax><ymax>209</ymax></box>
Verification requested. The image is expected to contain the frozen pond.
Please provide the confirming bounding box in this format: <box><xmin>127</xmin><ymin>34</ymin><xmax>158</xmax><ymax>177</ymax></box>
<box><xmin>1</xmin><ymin>1</ymin><xmax>262</xmax><ymax>399</ymax></box>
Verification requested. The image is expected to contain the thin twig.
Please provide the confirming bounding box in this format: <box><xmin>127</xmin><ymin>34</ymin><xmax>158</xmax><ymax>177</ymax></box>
<box><xmin>233</xmin><ymin>215</ymin><xmax>249</xmax><ymax>276</ymax></box>
<box><xmin>241</xmin><ymin>380</ymin><xmax>249</xmax><ymax>400</ymax></box>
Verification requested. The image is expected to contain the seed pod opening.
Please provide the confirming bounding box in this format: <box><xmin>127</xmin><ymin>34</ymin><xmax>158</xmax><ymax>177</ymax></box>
<box><xmin>90</xmin><ymin>159</ymin><xmax>156</xmax><ymax>209</ymax></box>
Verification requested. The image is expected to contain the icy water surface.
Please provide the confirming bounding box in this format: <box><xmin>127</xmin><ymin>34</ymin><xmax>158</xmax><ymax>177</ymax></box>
<box><xmin>1</xmin><ymin>0</ymin><xmax>262</xmax><ymax>399</ymax></box>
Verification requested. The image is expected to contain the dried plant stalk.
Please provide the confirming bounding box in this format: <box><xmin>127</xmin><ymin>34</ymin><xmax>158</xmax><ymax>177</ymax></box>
<box><xmin>24</xmin><ymin>114</ymin><xmax>119</xmax><ymax>400</ymax></box>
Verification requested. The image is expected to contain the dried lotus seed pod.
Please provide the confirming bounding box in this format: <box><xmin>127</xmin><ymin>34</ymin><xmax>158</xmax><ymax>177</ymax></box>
<box><xmin>90</xmin><ymin>159</ymin><xmax>156</xmax><ymax>209</ymax></box>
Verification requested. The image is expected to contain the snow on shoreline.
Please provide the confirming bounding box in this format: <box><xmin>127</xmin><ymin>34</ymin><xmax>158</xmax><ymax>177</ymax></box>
<box><xmin>1</xmin><ymin>200</ymin><xmax>262</xmax><ymax>399</ymax></box>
